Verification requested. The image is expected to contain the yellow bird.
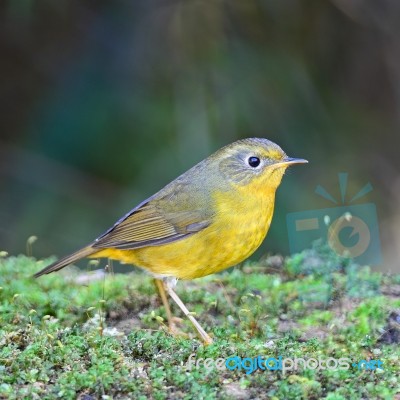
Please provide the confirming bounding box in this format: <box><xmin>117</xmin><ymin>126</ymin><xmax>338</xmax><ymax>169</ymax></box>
<box><xmin>34</xmin><ymin>138</ymin><xmax>307</xmax><ymax>344</ymax></box>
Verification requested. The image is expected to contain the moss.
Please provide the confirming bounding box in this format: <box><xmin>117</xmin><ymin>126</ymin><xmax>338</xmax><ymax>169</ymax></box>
<box><xmin>0</xmin><ymin>246</ymin><xmax>399</xmax><ymax>399</ymax></box>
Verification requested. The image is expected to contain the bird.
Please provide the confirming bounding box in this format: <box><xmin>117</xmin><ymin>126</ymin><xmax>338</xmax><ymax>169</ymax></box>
<box><xmin>34</xmin><ymin>137</ymin><xmax>307</xmax><ymax>344</ymax></box>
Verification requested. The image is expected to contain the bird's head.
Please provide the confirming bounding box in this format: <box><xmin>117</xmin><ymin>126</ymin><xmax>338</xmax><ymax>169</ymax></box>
<box><xmin>217</xmin><ymin>137</ymin><xmax>308</xmax><ymax>189</ymax></box>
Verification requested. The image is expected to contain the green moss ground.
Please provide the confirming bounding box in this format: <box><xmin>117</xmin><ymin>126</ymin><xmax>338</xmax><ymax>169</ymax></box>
<box><xmin>1</xmin><ymin>244</ymin><xmax>399</xmax><ymax>399</ymax></box>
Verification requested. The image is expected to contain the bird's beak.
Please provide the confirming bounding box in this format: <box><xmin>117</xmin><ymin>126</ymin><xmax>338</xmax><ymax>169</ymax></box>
<box><xmin>275</xmin><ymin>157</ymin><xmax>308</xmax><ymax>167</ymax></box>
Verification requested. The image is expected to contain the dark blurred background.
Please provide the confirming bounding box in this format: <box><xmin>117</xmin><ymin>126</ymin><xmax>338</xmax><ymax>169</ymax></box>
<box><xmin>1</xmin><ymin>0</ymin><xmax>400</xmax><ymax>273</ymax></box>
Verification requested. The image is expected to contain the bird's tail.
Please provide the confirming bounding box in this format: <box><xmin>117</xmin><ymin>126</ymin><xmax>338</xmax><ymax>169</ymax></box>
<box><xmin>33</xmin><ymin>245</ymin><xmax>97</xmax><ymax>278</ymax></box>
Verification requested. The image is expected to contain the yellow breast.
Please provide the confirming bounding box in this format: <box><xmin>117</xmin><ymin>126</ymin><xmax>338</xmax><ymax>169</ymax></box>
<box><xmin>96</xmin><ymin>183</ymin><xmax>276</xmax><ymax>280</ymax></box>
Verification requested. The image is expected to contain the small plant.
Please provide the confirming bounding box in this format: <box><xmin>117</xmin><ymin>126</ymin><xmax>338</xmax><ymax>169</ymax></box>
<box><xmin>0</xmin><ymin>245</ymin><xmax>399</xmax><ymax>399</ymax></box>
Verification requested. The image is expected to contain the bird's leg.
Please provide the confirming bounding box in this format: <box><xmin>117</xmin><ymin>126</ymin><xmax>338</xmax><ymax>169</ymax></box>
<box><xmin>164</xmin><ymin>278</ymin><xmax>213</xmax><ymax>345</ymax></box>
<box><xmin>153</xmin><ymin>278</ymin><xmax>183</xmax><ymax>335</ymax></box>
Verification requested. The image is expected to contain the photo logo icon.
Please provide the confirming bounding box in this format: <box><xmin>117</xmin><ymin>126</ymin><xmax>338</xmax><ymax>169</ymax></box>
<box><xmin>286</xmin><ymin>173</ymin><xmax>382</xmax><ymax>266</ymax></box>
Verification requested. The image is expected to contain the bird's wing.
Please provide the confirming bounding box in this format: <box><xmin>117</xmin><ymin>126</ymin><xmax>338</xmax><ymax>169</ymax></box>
<box><xmin>93</xmin><ymin>193</ymin><xmax>212</xmax><ymax>250</ymax></box>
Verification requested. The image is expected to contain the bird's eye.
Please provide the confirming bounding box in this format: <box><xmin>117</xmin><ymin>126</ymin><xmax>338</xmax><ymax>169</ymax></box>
<box><xmin>247</xmin><ymin>156</ymin><xmax>261</xmax><ymax>168</ymax></box>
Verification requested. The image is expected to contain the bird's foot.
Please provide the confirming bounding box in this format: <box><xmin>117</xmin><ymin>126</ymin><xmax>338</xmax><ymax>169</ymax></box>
<box><xmin>166</xmin><ymin>318</ymin><xmax>188</xmax><ymax>339</ymax></box>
